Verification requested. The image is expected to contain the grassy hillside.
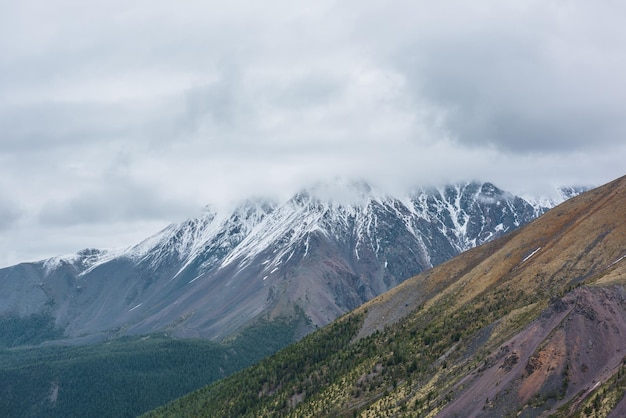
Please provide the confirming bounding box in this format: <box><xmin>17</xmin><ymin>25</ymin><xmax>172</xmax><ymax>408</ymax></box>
<box><xmin>0</xmin><ymin>311</ymin><xmax>307</xmax><ymax>418</ymax></box>
<box><xmin>145</xmin><ymin>174</ymin><xmax>626</xmax><ymax>417</ymax></box>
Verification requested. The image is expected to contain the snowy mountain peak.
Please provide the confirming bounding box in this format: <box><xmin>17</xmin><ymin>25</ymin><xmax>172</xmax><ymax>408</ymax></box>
<box><xmin>8</xmin><ymin>179</ymin><xmax>590</xmax><ymax>343</ymax></box>
<box><xmin>523</xmin><ymin>185</ymin><xmax>592</xmax><ymax>214</ymax></box>
<box><xmin>292</xmin><ymin>178</ymin><xmax>387</xmax><ymax>208</ymax></box>
<box><xmin>42</xmin><ymin>248</ymin><xmax>112</xmax><ymax>275</ymax></box>
<box><xmin>41</xmin><ymin>180</ymin><xmax>583</xmax><ymax>282</ymax></box>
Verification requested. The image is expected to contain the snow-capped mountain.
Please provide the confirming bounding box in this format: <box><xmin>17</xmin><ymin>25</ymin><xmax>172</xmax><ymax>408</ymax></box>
<box><xmin>0</xmin><ymin>181</ymin><xmax>584</xmax><ymax>343</ymax></box>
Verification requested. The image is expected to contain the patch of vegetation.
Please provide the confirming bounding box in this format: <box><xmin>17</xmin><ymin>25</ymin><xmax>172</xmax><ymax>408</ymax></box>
<box><xmin>0</xmin><ymin>312</ymin><xmax>64</xmax><ymax>348</ymax></box>
<box><xmin>552</xmin><ymin>357</ymin><xmax>626</xmax><ymax>417</ymax></box>
<box><xmin>145</xmin><ymin>313</ymin><xmax>366</xmax><ymax>417</ymax></box>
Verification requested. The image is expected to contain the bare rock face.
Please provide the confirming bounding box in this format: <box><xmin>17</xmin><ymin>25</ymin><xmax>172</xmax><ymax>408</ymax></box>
<box><xmin>0</xmin><ymin>181</ymin><xmax>578</xmax><ymax>343</ymax></box>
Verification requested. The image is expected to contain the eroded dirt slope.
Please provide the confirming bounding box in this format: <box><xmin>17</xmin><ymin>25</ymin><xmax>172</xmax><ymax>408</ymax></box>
<box><xmin>440</xmin><ymin>285</ymin><xmax>626</xmax><ymax>417</ymax></box>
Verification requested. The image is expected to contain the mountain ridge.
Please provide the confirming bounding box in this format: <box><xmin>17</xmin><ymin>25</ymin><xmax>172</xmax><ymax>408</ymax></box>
<box><xmin>144</xmin><ymin>173</ymin><xmax>626</xmax><ymax>417</ymax></box>
<box><xmin>0</xmin><ymin>180</ymin><xmax>585</xmax><ymax>344</ymax></box>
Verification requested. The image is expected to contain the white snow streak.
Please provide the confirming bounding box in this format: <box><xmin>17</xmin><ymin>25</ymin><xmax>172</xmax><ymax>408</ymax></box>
<box><xmin>608</xmin><ymin>254</ymin><xmax>626</xmax><ymax>268</ymax></box>
<box><xmin>521</xmin><ymin>247</ymin><xmax>542</xmax><ymax>264</ymax></box>
<box><xmin>128</xmin><ymin>303</ymin><xmax>143</xmax><ymax>312</ymax></box>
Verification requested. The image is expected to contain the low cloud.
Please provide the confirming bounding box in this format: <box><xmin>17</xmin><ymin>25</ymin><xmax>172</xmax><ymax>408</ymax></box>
<box><xmin>0</xmin><ymin>0</ymin><xmax>624</xmax><ymax>266</ymax></box>
<box><xmin>37</xmin><ymin>174</ymin><xmax>198</xmax><ymax>227</ymax></box>
<box><xmin>0</xmin><ymin>198</ymin><xmax>21</xmax><ymax>231</ymax></box>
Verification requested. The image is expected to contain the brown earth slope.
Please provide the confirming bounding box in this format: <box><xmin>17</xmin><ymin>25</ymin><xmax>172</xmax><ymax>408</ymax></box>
<box><xmin>440</xmin><ymin>286</ymin><xmax>626</xmax><ymax>417</ymax></box>
<box><xmin>357</xmin><ymin>174</ymin><xmax>626</xmax><ymax>417</ymax></box>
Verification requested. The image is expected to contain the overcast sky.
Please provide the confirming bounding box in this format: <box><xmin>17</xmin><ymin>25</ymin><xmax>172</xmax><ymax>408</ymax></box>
<box><xmin>1</xmin><ymin>0</ymin><xmax>625</xmax><ymax>266</ymax></box>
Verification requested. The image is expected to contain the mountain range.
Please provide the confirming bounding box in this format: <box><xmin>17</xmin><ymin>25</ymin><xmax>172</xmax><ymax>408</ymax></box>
<box><xmin>145</xmin><ymin>174</ymin><xmax>626</xmax><ymax>417</ymax></box>
<box><xmin>0</xmin><ymin>181</ymin><xmax>583</xmax><ymax>345</ymax></box>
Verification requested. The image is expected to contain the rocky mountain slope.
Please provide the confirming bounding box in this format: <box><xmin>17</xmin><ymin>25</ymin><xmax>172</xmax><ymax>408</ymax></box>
<box><xmin>144</xmin><ymin>174</ymin><xmax>626</xmax><ymax>417</ymax></box>
<box><xmin>0</xmin><ymin>181</ymin><xmax>581</xmax><ymax>343</ymax></box>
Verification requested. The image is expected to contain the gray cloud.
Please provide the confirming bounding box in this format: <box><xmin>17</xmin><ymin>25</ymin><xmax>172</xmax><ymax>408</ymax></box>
<box><xmin>0</xmin><ymin>101</ymin><xmax>144</xmax><ymax>154</ymax></box>
<box><xmin>378</xmin><ymin>1</ymin><xmax>626</xmax><ymax>153</ymax></box>
<box><xmin>0</xmin><ymin>0</ymin><xmax>625</xmax><ymax>266</ymax></box>
<box><xmin>270</xmin><ymin>73</ymin><xmax>346</xmax><ymax>109</ymax></box>
<box><xmin>37</xmin><ymin>169</ymin><xmax>197</xmax><ymax>227</ymax></box>
<box><xmin>0</xmin><ymin>198</ymin><xmax>21</xmax><ymax>231</ymax></box>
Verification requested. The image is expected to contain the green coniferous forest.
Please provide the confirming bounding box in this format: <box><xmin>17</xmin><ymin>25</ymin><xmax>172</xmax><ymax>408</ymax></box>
<box><xmin>0</xmin><ymin>311</ymin><xmax>307</xmax><ymax>418</ymax></box>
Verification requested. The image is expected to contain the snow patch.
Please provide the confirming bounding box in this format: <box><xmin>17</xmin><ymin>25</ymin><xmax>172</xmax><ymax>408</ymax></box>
<box><xmin>521</xmin><ymin>247</ymin><xmax>542</xmax><ymax>264</ymax></box>
<box><xmin>608</xmin><ymin>254</ymin><xmax>626</xmax><ymax>268</ymax></box>
<box><xmin>43</xmin><ymin>254</ymin><xmax>79</xmax><ymax>274</ymax></box>
<box><xmin>188</xmin><ymin>275</ymin><xmax>202</xmax><ymax>284</ymax></box>
<box><xmin>128</xmin><ymin>303</ymin><xmax>143</xmax><ymax>312</ymax></box>
<box><xmin>41</xmin><ymin>248</ymin><xmax>125</xmax><ymax>277</ymax></box>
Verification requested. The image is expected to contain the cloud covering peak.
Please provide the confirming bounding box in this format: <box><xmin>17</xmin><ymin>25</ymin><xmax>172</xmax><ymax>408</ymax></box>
<box><xmin>0</xmin><ymin>0</ymin><xmax>624</xmax><ymax>266</ymax></box>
